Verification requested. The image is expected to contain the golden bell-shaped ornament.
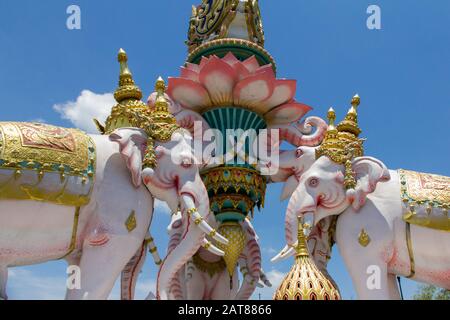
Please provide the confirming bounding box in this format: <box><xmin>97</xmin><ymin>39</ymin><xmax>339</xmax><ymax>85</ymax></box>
<box><xmin>216</xmin><ymin>221</ymin><xmax>246</xmax><ymax>279</ymax></box>
<box><xmin>273</xmin><ymin>218</ymin><xmax>341</xmax><ymax>300</ymax></box>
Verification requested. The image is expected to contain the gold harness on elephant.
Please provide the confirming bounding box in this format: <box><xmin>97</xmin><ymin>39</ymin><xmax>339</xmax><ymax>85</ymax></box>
<box><xmin>0</xmin><ymin>122</ymin><xmax>96</xmax><ymax>205</ymax></box>
<box><xmin>400</xmin><ymin>169</ymin><xmax>450</xmax><ymax>232</ymax></box>
<box><xmin>0</xmin><ymin>122</ymin><xmax>96</xmax><ymax>258</ymax></box>
<box><xmin>399</xmin><ymin>169</ymin><xmax>450</xmax><ymax>278</ymax></box>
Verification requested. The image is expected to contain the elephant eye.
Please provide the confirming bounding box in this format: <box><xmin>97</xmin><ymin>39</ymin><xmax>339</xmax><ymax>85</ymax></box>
<box><xmin>181</xmin><ymin>159</ymin><xmax>193</xmax><ymax>169</ymax></box>
<box><xmin>296</xmin><ymin>148</ymin><xmax>303</xmax><ymax>158</ymax></box>
<box><xmin>308</xmin><ymin>177</ymin><xmax>319</xmax><ymax>188</ymax></box>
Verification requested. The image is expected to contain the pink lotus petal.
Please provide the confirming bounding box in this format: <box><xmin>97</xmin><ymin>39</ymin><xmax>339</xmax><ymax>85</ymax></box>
<box><xmin>259</xmin><ymin>79</ymin><xmax>297</xmax><ymax>113</ymax></box>
<box><xmin>199</xmin><ymin>56</ymin><xmax>210</xmax><ymax>69</ymax></box>
<box><xmin>199</xmin><ymin>55</ymin><xmax>237</xmax><ymax>105</ymax></box>
<box><xmin>185</xmin><ymin>62</ymin><xmax>200</xmax><ymax>73</ymax></box>
<box><xmin>223</xmin><ymin>52</ymin><xmax>240</xmax><ymax>66</ymax></box>
<box><xmin>242</xmin><ymin>55</ymin><xmax>260</xmax><ymax>73</ymax></box>
<box><xmin>221</xmin><ymin>53</ymin><xmax>252</xmax><ymax>81</ymax></box>
<box><xmin>167</xmin><ymin>77</ymin><xmax>211</xmax><ymax>111</ymax></box>
<box><xmin>180</xmin><ymin>66</ymin><xmax>199</xmax><ymax>82</ymax></box>
<box><xmin>233</xmin><ymin>69</ymin><xmax>275</xmax><ymax>110</ymax></box>
<box><xmin>264</xmin><ymin>102</ymin><xmax>312</xmax><ymax>125</ymax></box>
<box><xmin>254</xmin><ymin>64</ymin><xmax>275</xmax><ymax>77</ymax></box>
<box><xmin>233</xmin><ymin>62</ymin><xmax>251</xmax><ymax>81</ymax></box>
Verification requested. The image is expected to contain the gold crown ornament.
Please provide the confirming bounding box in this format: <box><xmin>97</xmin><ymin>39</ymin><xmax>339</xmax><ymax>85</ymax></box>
<box><xmin>102</xmin><ymin>49</ymin><xmax>149</xmax><ymax>134</ymax></box>
<box><xmin>99</xmin><ymin>49</ymin><xmax>180</xmax><ymax>168</ymax></box>
<box><xmin>315</xmin><ymin>95</ymin><xmax>365</xmax><ymax>189</ymax></box>
<box><xmin>273</xmin><ymin>217</ymin><xmax>341</xmax><ymax>300</ymax></box>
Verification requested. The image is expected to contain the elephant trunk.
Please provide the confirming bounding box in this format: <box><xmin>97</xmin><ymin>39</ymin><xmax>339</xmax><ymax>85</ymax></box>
<box><xmin>270</xmin><ymin>116</ymin><xmax>327</xmax><ymax>148</ymax></box>
<box><xmin>156</xmin><ymin>185</ymin><xmax>228</xmax><ymax>299</ymax></box>
<box><xmin>235</xmin><ymin>221</ymin><xmax>262</xmax><ymax>300</ymax></box>
<box><xmin>120</xmin><ymin>241</ymin><xmax>148</xmax><ymax>300</ymax></box>
<box><xmin>285</xmin><ymin>186</ymin><xmax>316</xmax><ymax>247</ymax></box>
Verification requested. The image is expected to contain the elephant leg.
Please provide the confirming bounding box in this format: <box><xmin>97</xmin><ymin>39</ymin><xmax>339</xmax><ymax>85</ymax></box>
<box><xmin>66</xmin><ymin>235</ymin><xmax>141</xmax><ymax>300</ymax></box>
<box><xmin>185</xmin><ymin>267</ymin><xmax>205</xmax><ymax>300</ymax></box>
<box><xmin>338</xmin><ymin>238</ymin><xmax>391</xmax><ymax>299</ymax></box>
<box><xmin>387</xmin><ymin>274</ymin><xmax>401</xmax><ymax>300</ymax></box>
<box><xmin>64</xmin><ymin>254</ymin><xmax>82</xmax><ymax>300</ymax></box>
<box><xmin>210</xmin><ymin>271</ymin><xmax>238</xmax><ymax>300</ymax></box>
<box><xmin>0</xmin><ymin>266</ymin><xmax>7</xmax><ymax>300</ymax></box>
<box><xmin>346</xmin><ymin>259</ymin><xmax>391</xmax><ymax>300</ymax></box>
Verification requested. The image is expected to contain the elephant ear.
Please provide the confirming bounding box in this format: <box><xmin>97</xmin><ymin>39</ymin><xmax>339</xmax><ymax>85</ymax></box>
<box><xmin>280</xmin><ymin>175</ymin><xmax>299</xmax><ymax>201</ymax></box>
<box><xmin>109</xmin><ymin>128</ymin><xmax>147</xmax><ymax>188</ymax></box>
<box><xmin>348</xmin><ymin>156</ymin><xmax>391</xmax><ymax>210</ymax></box>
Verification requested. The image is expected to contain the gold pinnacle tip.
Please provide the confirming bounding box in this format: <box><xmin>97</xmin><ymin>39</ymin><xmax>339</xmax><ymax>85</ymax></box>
<box><xmin>327</xmin><ymin>107</ymin><xmax>336</xmax><ymax>124</ymax></box>
<box><xmin>118</xmin><ymin>48</ymin><xmax>127</xmax><ymax>62</ymax></box>
<box><xmin>296</xmin><ymin>217</ymin><xmax>309</xmax><ymax>257</ymax></box>
<box><xmin>155</xmin><ymin>76</ymin><xmax>166</xmax><ymax>93</ymax></box>
<box><xmin>351</xmin><ymin>94</ymin><xmax>360</xmax><ymax>107</ymax></box>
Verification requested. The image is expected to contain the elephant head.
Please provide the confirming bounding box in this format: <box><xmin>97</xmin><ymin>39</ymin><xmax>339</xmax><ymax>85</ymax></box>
<box><xmin>109</xmin><ymin>127</ymin><xmax>228</xmax><ymax>299</ymax></box>
<box><xmin>284</xmin><ymin>155</ymin><xmax>390</xmax><ymax>248</ymax></box>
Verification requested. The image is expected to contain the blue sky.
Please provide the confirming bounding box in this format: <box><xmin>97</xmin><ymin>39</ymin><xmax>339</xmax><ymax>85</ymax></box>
<box><xmin>1</xmin><ymin>0</ymin><xmax>449</xmax><ymax>299</ymax></box>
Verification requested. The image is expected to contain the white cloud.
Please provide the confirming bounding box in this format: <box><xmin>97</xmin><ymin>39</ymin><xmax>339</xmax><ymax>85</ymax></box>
<box><xmin>53</xmin><ymin>90</ymin><xmax>115</xmax><ymax>133</ymax></box>
<box><xmin>262</xmin><ymin>246</ymin><xmax>277</xmax><ymax>255</ymax></box>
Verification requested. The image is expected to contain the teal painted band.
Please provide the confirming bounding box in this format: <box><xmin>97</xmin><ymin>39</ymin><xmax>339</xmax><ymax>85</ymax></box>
<box><xmin>187</xmin><ymin>43</ymin><xmax>276</xmax><ymax>73</ymax></box>
<box><xmin>215</xmin><ymin>211</ymin><xmax>246</xmax><ymax>223</ymax></box>
<box><xmin>202</xmin><ymin>107</ymin><xmax>267</xmax><ymax>131</ymax></box>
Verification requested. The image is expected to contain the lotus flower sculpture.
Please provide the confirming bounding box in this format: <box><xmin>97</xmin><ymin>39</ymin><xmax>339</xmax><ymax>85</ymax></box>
<box><xmin>166</xmin><ymin>52</ymin><xmax>313</xmax><ymax>126</ymax></box>
<box><xmin>147</xmin><ymin>52</ymin><xmax>327</xmax><ymax>153</ymax></box>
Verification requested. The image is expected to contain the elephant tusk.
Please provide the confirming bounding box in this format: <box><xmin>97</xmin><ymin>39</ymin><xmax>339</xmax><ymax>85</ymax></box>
<box><xmin>202</xmin><ymin>238</ymin><xmax>225</xmax><ymax>256</ymax></box>
<box><xmin>271</xmin><ymin>244</ymin><xmax>296</xmax><ymax>263</ymax></box>
<box><xmin>188</xmin><ymin>209</ymin><xmax>229</xmax><ymax>245</ymax></box>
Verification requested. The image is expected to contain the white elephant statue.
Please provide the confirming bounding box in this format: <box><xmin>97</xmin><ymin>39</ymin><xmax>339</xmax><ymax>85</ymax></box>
<box><xmin>267</xmin><ymin>145</ymin><xmax>340</xmax><ymax>288</ymax></box>
<box><xmin>281</xmin><ymin>105</ymin><xmax>450</xmax><ymax>299</ymax></box>
<box><xmin>171</xmin><ymin>214</ymin><xmax>271</xmax><ymax>300</ymax></box>
<box><xmin>122</xmin><ymin>211</ymin><xmax>271</xmax><ymax>300</ymax></box>
<box><xmin>0</xmin><ymin>123</ymin><xmax>226</xmax><ymax>300</ymax></box>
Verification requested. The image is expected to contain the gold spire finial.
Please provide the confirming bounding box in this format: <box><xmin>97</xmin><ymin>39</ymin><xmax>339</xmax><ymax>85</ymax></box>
<box><xmin>337</xmin><ymin>94</ymin><xmax>361</xmax><ymax>137</ymax></box>
<box><xmin>154</xmin><ymin>77</ymin><xmax>169</xmax><ymax>113</ymax></box>
<box><xmin>296</xmin><ymin>217</ymin><xmax>310</xmax><ymax>257</ymax></box>
<box><xmin>327</xmin><ymin>107</ymin><xmax>336</xmax><ymax>128</ymax></box>
<box><xmin>315</xmin><ymin>95</ymin><xmax>365</xmax><ymax>189</ymax></box>
<box><xmin>351</xmin><ymin>94</ymin><xmax>360</xmax><ymax>107</ymax></box>
<box><xmin>103</xmin><ymin>49</ymin><xmax>148</xmax><ymax>134</ymax></box>
<box><xmin>143</xmin><ymin>77</ymin><xmax>180</xmax><ymax>144</ymax></box>
<box><xmin>114</xmin><ymin>48</ymin><xmax>143</xmax><ymax>103</ymax></box>
<box><xmin>273</xmin><ymin>217</ymin><xmax>341</xmax><ymax>300</ymax></box>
